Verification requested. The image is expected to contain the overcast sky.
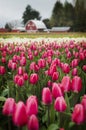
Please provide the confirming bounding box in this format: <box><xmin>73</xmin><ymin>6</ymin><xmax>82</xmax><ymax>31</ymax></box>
<box><xmin>0</xmin><ymin>0</ymin><xmax>72</xmax><ymax>27</ymax></box>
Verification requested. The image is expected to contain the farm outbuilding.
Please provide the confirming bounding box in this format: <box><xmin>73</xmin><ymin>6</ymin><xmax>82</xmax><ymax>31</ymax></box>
<box><xmin>25</xmin><ymin>19</ymin><xmax>47</xmax><ymax>32</ymax></box>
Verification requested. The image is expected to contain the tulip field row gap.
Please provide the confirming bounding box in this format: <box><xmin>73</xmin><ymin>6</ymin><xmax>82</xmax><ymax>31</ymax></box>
<box><xmin>0</xmin><ymin>38</ymin><xmax>86</xmax><ymax>130</ymax></box>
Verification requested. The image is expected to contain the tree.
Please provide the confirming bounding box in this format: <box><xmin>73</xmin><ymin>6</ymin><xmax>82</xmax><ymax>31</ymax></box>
<box><xmin>63</xmin><ymin>1</ymin><xmax>75</xmax><ymax>27</ymax></box>
<box><xmin>42</xmin><ymin>19</ymin><xmax>51</xmax><ymax>28</ymax></box>
<box><xmin>22</xmin><ymin>5</ymin><xmax>41</xmax><ymax>24</ymax></box>
<box><xmin>50</xmin><ymin>1</ymin><xmax>64</xmax><ymax>27</ymax></box>
<box><xmin>74</xmin><ymin>0</ymin><xmax>86</xmax><ymax>31</ymax></box>
<box><xmin>5</xmin><ymin>23</ymin><xmax>12</xmax><ymax>32</ymax></box>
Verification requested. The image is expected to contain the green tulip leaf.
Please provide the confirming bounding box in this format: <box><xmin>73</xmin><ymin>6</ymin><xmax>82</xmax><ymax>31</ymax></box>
<box><xmin>0</xmin><ymin>96</ymin><xmax>6</xmax><ymax>101</ymax></box>
<box><xmin>48</xmin><ymin>124</ymin><xmax>59</xmax><ymax>130</ymax></box>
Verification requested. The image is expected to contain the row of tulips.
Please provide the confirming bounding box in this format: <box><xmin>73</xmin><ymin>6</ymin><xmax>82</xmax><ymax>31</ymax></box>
<box><xmin>0</xmin><ymin>38</ymin><xmax>86</xmax><ymax>130</ymax></box>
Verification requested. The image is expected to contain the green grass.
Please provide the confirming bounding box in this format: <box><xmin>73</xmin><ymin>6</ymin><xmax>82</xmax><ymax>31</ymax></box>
<box><xmin>0</xmin><ymin>32</ymin><xmax>86</xmax><ymax>39</ymax></box>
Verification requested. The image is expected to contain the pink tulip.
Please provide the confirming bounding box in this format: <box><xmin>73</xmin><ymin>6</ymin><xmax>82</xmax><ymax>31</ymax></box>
<box><xmin>17</xmin><ymin>67</ymin><xmax>24</xmax><ymax>75</ymax></box>
<box><xmin>72</xmin><ymin>68</ymin><xmax>78</xmax><ymax>76</ymax></box>
<box><xmin>82</xmin><ymin>65</ymin><xmax>86</xmax><ymax>72</ymax></box>
<box><xmin>0</xmin><ymin>66</ymin><xmax>6</xmax><ymax>75</ymax></box>
<box><xmin>27</xmin><ymin>115</ymin><xmax>39</xmax><ymax>130</ymax></box>
<box><xmin>81</xmin><ymin>95</ymin><xmax>86</xmax><ymax>120</ymax></box>
<box><xmin>11</xmin><ymin>62</ymin><xmax>17</xmax><ymax>70</ymax></box>
<box><xmin>2</xmin><ymin>98</ymin><xmax>16</xmax><ymax>116</ymax></box>
<box><xmin>79</xmin><ymin>52</ymin><xmax>85</xmax><ymax>60</ymax></box>
<box><xmin>29</xmin><ymin>73</ymin><xmax>38</xmax><ymax>84</ymax></box>
<box><xmin>71</xmin><ymin>59</ymin><xmax>78</xmax><ymax>68</ymax></box>
<box><xmin>20</xmin><ymin>56</ymin><xmax>26</xmax><ymax>66</ymax></box>
<box><xmin>17</xmin><ymin>76</ymin><xmax>24</xmax><ymax>87</ymax></box>
<box><xmin>48</xmin><ymin>65</ymin><xmax>57</xmax><ymax>76</ymax></box>
<box><xmin>61</xmin><ymin>76</ymin><xmax>71</xmax><ymax>92</ymax></box>
<box><xmin>13</xmin><ymin>101</ymin><xmax>27</xmax><ymax>126</ymax></box>
<box><xmin>26</xmin><ymin>96</ymin><xmax>38</xmax><ymax>116</ymax></box>
<box><xmin>62</xmin><ymin>63</ymin><xmax>70</xmax><ymax>74</ymax></box>
<box><xmin>14</xmin><ymin>74</ymin><xmax>20</xmax><ymax>84</ymax></box>
<box><xmin>71</xmin><ymin>76</ymin><xmax>82</xmax><ymax>92</ymax></box>
<box><xmin>54</xmin><ymin>96</ymin><xmax>67</xmax><ymax>112</ymax></box>
<box><xmin>42</xmin><ymin>87</ymin><xmax>52</xmax><ymax>105</ymax></box>
<box><xmin>52</xmin><ymin>83</ymin><xmax>63</xmax><ymax>99</ymax></box>
<box><xmin>72</xmin><ymin>104</ymin><xmax>85</xmax><ymax>124</ymax></box>
<box><xmin>52</xmin><ymin>71</ymin><xmax>59</xmax><ymax>81</ymax></box>
<box><xmin>38</xmin><ymin>58</ymin><xmax>46</xmax><ymax>69</ymax></box>
<box><xmin>1</xmin><ymin>57</ymin><xmax>6</xmax><ymax>63</ymax></box>
<box><xmin>23</xmin><ymin>73</ymin><xmax>28</xmax><ymax>80</ymax></box>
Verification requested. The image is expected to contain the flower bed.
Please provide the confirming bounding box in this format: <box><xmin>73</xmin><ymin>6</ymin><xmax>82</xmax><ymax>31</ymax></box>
<box><xmin>0</xmin><ymin>38</ymin><xmax>86</xmax><ymax>130</ymax></box>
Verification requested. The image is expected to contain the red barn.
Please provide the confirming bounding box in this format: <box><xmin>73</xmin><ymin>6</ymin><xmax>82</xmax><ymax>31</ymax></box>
<box><xmin>25</xmin><ymin>19</ymin><xmax>46</xmax><ymax>32</ymax></box>
<box><xmin>0</xmin><ymin>28</ymin><xmax>7</xmax><ymax>32</ymax></box>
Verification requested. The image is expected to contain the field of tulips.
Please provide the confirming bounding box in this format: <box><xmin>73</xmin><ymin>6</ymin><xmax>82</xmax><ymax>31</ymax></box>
<box><xmin>0</xmin><ymin>37</ymin><xmax>86</xmax><ymax>130</ymax></box>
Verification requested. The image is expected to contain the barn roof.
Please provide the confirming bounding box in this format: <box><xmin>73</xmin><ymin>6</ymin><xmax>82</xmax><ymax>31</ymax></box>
<box><xmin>26</xmin><ymin>19</ymin><xmax>46</xmax><ymax>29</ymax></box>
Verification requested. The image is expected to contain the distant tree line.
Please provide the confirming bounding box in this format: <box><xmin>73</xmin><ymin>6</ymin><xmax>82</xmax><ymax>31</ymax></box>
<box><xmin>5</xmin><ymin>0</ymin><xmax>86</xmax><ymax>32</ymax></box>
<box><xmin>49</xmin><ymin>0</ymin><xmax>86</xmax><ymax>31</ymax></box>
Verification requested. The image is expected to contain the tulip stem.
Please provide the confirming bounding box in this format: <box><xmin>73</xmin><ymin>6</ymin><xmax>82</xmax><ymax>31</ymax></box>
<box><xmin>47</xmin><ymin>105</ymin><xmax>50</xmax><ymax>126</ymax></box>
<box><xmin>8</xmin><ymin>116</ymin><xmax>11</xmax><ymax>130</ymax></box>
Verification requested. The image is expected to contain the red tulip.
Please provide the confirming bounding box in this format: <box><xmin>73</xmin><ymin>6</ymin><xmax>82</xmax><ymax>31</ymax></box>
<box><xmin>61</xmin><ymin>76</ymin><xmax>71</xmax><ymax>92</ymax></box>
<box><xmin>71</xmin><ymin>76</ymin><xmax>82</xmax><ymax>92</ymax></box>
<box><xmin>27</xmin><ymin>115</ymin><xmax>39</xmax><ymax>130</ymax></box>
<box><xmin>72</xmin><ymin>104</ymin><xmax>85</xmax><ymax>124</ymax></box>
<box><xmin>54</xmin><ymin>96</ymin><xmax>67</xmax><ymax>112</ymax></box>
<box><xmin>2</xmin><ymin>98</ymin><xmax>16</xmax><ymax>116</ymax></box>
<box><xmin>13</xmin><ymin>101</ymin><xmax>27</xmax><ymax>126</ymax></box>
<box><xmin>26</xmin><ymin>96</ymin><xmax>38</xmax><ymax>116</ymax></box>
<box><xmin>52</xmin><ymin>83</ymin><xmax>63</xmax><ymax>99</ymax></box>
<box><xmin>29</xmin><ymin>73</ymin><xmax>38</xmax><ymax>84</ymax></box>
<box><xmin>42</xmin><ymin>87</ymin><xmax>52</xmax><ymax>105</ymax></box>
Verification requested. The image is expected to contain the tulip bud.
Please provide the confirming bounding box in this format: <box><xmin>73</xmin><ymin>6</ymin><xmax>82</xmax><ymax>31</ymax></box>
<box><xmin>54</xmin><ymin>96</ymin><xmax>67</xmax><ymax>112</ymax></box>
<box><xmin>42</xmin><ymin>87</ymin><xmax>52</xmax><ymax>105</ymax></box>
<box><xmin>52</xmin><ymin>83</ymin><xmax>63</xmax><ymax>99</ymax></box>
<box><xmin>13</xmin><ymin>101</ymin><xmax>27</xmax><ymax>126</ymax></box>
<box><xmin>27</xmin><ymin>115</ymin><xmax>39</xmax><ymax>130</ymax></box>
<box><xmin>29</xmin><ymin>73</ymin><xmax>38</xmax><ymax>84</ymax></box>
<box><xmin>2</xmin><ymin>98</ymin><xmax>16</xmax><ymax>116</ymax></box>
<box><xmin>71</xmin><ymin>76</ymin><xmax>82</xmax><ymax>93</ymax></box>
<box><xmin>72</xmin><ymin>104</ymin><xmax>85</xmax><ymax>124</ymax></box>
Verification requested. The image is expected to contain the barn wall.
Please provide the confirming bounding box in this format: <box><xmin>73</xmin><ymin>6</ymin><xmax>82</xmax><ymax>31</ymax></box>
<box><xmin>25</xmin><ymin>21</ymin><xmax>37</xmax><ymax>31</ymax></box>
